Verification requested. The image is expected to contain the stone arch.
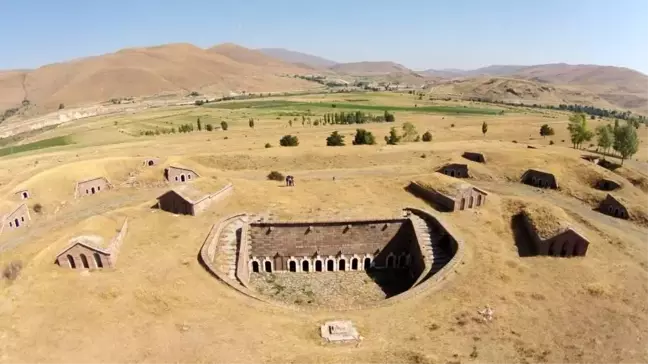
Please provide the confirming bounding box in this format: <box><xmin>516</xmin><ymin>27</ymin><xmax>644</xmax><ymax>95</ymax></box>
<box><xmin>263</xmin><ymin>258</ymin><xmax>273</xmax><ymax>273</ymax></box>
<box><xmin>180</xmin><ymin>174</ymin><xmax>186</xmax><ymax>182</ymax></box>
<box><xmin>350</xmin><ymin>255</ymin><xmax>360</xmax><ymax>271</ymax></box>
<box><xmin>148</xmin><ymin>160</ymin><xmax>154</xmax><ymax>166</ymax></box>
<box><xmin>80</xmin><ymin>254</ymin><xmax>90</xmax><ymax>269</ymax></box>
<box><xmin>338</xmin><ymin>256</ymin><xmax>347</xmax><ymax>271</ymax></box>
<box><xmin>314</xmin><ymin>257</ymin><xmax>324</xmax><ymax>272</ymax></box>
<box><xmin>477</xmin><ymin>194</ymin><xmax>482</xmax><ymax>206</ymax></box>
<box><xmin>67</xmin><ymin>254</ymin><xmax>76</xmax><ymax>269</ymax></box>
<box><xmin>301</xmin><ymin>258</ymin><xmax>311</xmax><ymax>272</ymax></box>
<box><xmin>287</xmin><ymin>257</ymin><xmax>298</xmax><ymax>272</ymax></box>
<box><xmin>93</xmin><ymin>253</ymin><xmax>103</xmax><ymax>268</ymax></box>
<box><xmin>562</xmin><ymin>240</ymin><xmax>575</xmax><ymax>258</ymax></box>
<box><xmin>326</xmin><ymin>257</ymin><xmax>336</xmax><ymax>272</ymax></box>
<box><xmin>363</xmin><ymin>255</ymin><xmax>373</xmax><ymax>270</ymax></box>
<box><xmin>386</xmin><ymin>253</ymin><xmax>396</xmax><ymax>268</ymax></box>
<box><xmin>469</xmin><ymin>195</ymin><xmax>474</xmax><ymax>208</ymax></box>
<box><xmin>250</xmin><ymin>258</ymin><xmax>260</xmax><ymax>273</ymax></box>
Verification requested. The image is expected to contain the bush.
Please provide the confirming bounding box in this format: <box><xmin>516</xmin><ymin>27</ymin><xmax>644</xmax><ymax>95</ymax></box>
<box><xmin>549</xmin><ymin>140</ymin><xmax>554</xmax><ymax>145</ymax></box>
<box><xmin>195</xmin><ymin>100</ymin><xmax>205</xmax><ymax>106</ymax></box>
<box><xmin>353</xmin><ymin>129</ymin><xmax>376</xmax><ymax>145</ymax></box>
<box><xmin>267</xmin><ymin>171</ymin><xmax>284</xmax><ymax>181</ymax></box>
<box><xmin>384</xmin><ymin>127</ymin><xmax>402</xmax><ymax>145</ymax></box>
<box><xmin>279</xmin><ymin>135</ymin><xmax>299</xmax><ymax>147</ymax></box>
<box><xmin>3</xmin><ymin>261</ymin><xmax>22</xmax><ymax>281</ymax></box>
<box><xmin>58</xmin><ymin>103</ymin><xmax>65</xmax><ymax>110</ymax></box>
<box><xmin>33</xmin><ymin>203</ymin><xmax>43</xmax><ymax>213</ymax></box>
<box><xmin>451</xmin><ymin>123</ymin><xmax>455</xmax><ymax>128</ymax></box>
<box><xmin>249</xmin><ymin>118</ymin><xmax>255</xmax><ymax>128</ymax></box>
<box><xmin>265</xmin><ymin>143</ymin><xmax>272</xmax><ymax>148</ymax></box>
<box><xmin>326</xmin><ymin>131</ymin><xmax>345</xmax><ymax>146</ymax></box>
<box><xmin>422</xmin><ymin>131</ymin><xmax>432</xmax><ymax>142</ymax></box>
<box><xmin>205</xmin><ymin>124</ymin><xmax>213</xmax><ymax>131</ymax></box>
<box><xmin>189</xmin><ymin>91</ymin><xmax>200</xmax><ymax>97</ymax></box>
<box><xmin>221</xmin><ymin>121</ymin><xmax>228</xmax><ymax>131</ymax></box>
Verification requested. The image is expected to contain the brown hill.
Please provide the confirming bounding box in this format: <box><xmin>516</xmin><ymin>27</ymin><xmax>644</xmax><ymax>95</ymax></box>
<box><xmin>0</xmin><ymin>43</ymin><xmax>316</xmax><ymax>114</ymax></box>
<box><xmin>330</xmin><ymin>61</ymin><xmax>414</xmax><ymax>75</ymax></box>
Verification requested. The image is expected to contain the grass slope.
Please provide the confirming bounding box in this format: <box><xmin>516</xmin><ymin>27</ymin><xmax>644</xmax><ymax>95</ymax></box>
<box><xmin>0</xmin><ymin>136</ymin><xmax>72</xmax><ymax>157</ymax></box>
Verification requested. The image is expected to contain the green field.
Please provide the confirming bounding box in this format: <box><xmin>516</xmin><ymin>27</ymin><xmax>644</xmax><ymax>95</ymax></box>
<box><xmin>206</xmin><ymin>100</ymin><xmax>502</xmax><ymax>115</ymax></box>
<box><xmin>0</xmin><ymin>135</ymin><xmax>73</xmax><ymax>157</ymax></box>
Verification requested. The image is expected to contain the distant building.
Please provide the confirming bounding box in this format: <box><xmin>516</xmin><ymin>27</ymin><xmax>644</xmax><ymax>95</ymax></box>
<box><xmin>164</xmin><ymin>166</ymin><xmax>199</xmax><ymax>183</ymax></box>
<box><xmin>521</xmin><ymin>209</ymin><xmax>589</xmax><ymax>257</ymax></box>
<box><xmin>143</xmin><ymin>158</ymin><xmax>159</xmax><ymax>167</ymax></box>
<box><xmin>75</xmin><ymin>177</ymin><xmax>111</xmax><ymax>198</ymax></box>
<box><xmin>438</xmin><ymin>163</ymin><xmax>469</xmax><ymax>178</ymax></box>
<box><xmin>521</xmin><ymin>169</ymin><xmax>557</xmax><ymax>189</ymax></box>
<box><xmin>408</xmin><ymin>180</ymin><xmax>488</xmax><ymax>212</ymax></box>
<box><xmin>596</xmin><ymin>178</ymin><xmax>621</xmax><ymax>191</ymax></box>
<box><xmin>462</xmin><ymin>152</ymin><xmax>486</xmax><ymax>164</ymax></box>
<box><xmin>55</xmin><ymin>219</ymin><xmax>128</xmax><ymax>270</ymax></box>
<box><xmin>157</xmin><ymin>183</ymin><xmax>233</xmax><ymax>216</ymax></box>
<box><xmin>15</xmin><ymin>189</ymin><xmax>30</xmax><ymax>200</ymax></box>
<box><xmin>598</xmin><ymin>194</ymin><xmax>629</xmax><ymax>219</ymax></box>
<box><xmin>2</xmin><ymin>203</ymin><xmax>31</xmax><ymax>231</ymax></box>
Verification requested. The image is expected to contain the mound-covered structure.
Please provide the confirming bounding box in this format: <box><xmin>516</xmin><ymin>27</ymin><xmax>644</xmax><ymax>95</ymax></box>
<box><xmin>520</xmin><ymin>203</ymin><xmax>589</xmax><ymax>257</ymax></box>
<box><xmin>55</xmin><ymin>218</ymin><xmax>129</xmax><ymax>269</ymax></box>
<box><xmin>598</xmin><ymin>194</ymin><xmax>629</xmax><ymax>219</ymax></box>
<box><xmin>75</xmin><ymin>177</ymin><xmax>111</xmax><ymax>198</ymax></box>
<box><xmin>521</xmin><ymin>169</ymin><xmax>557</xmax><ymax>189</ymax></box>
<box><xmin>157</xmin><ymin>182</ymin><xmax>233</xmax><ymax>216</ymax></box>
<box><xmin>407</xmin><ymin>176</ymin><xmax>487</xmax><ymax>212</ymax></box>
<box><xmin>462</xmin><ymin>152</ymin><xmax>486</xmax><ymax>163</ymax></box>
<box><xmin>164</xmin><ymin>165</ymin><xmax>199</xmax><ymax>183</ymax></box>
<box><xmin>438</xmin><ymin>163</ymin><xmax>469</xmax><ymax>178</ymax></box>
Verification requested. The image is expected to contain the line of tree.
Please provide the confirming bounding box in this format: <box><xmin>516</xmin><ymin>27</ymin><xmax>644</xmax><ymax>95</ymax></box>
<box><xmin>567</xmin><ymin>112</ymin><xmax>639</xmax><ymax>165</ymax></box>
<box><xmin>317</xmin><ymin>110</ymin><xmax>396</xmax><ymax>125</ymax></box>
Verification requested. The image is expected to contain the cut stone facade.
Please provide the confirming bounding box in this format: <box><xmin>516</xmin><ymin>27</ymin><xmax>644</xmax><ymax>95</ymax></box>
<box><xmin>164</xmin><ymin>166</ymin><xmax>199</xmax><ymax>183</ymax></box>
<box><xmin>596</xmin><ymin>178</ymin><xmax>620</xmax><ymax>191</ymax></box>
<box><xmin>75</xmin><ymin>177</ymin><xmax>111</xmax><ymax>198</ymax></box>
<box><xmin>462</xmin><ymin>152</ymin><xmax>486</xmax><ymax>163</ymax></box>
<box><xmin>408</xmin><ymin>181</ymin><xmax>487</xmax><ymax>212</ymax></box>
<box><xmin>521</xmin><ymin>169</ymin><xmax>557</xmax><ymax>189</ymax></box>
<box><xmin>15</xmin><ymin>190</ymin><xmax>30</xmax><ymax>200</ymax></box>
<box><xmin>157</xmin><ymin>183</ymin><xmax>233</xmax><ymax>216</ymax></box>
<box><xmin>598</xmin><ymin>194</ymin><xmax>629</xmax><ymax>219</ymax></box>
<box><xmin>439</xmin><ymin>163</ymin><xmax>469</xmax><ymax>178</ymax></box>
<box><xmin>3</xmin><ymin>203</ymin><xmax>31</xmax><ymax>231</ymax></box>
<box><xmin>55</xmin><ymin>219</ymin><xmax>129</xmax><ymax>269</ymax></box>
<box><xmin>521</xmin><ymin>213</ymin><xmax>589</xmax><ymax>257</ymax></box>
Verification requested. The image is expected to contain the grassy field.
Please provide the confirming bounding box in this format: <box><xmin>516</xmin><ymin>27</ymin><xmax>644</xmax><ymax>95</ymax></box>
<box><xmin>0</xmin><ymin>91</ymin><xmax>647</xmax><ymax>364</ymax></box>
<box><xmin>0</xmin><ymin>135</ymin><xmax>72</xmax><ymax>157</ymax></box>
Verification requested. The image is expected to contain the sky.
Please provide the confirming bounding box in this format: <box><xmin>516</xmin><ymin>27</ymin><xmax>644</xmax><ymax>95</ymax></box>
<box><xmin>1</xmin><ymin>0</ymin><xmax>647</xmax><ymax>73</ymax></box>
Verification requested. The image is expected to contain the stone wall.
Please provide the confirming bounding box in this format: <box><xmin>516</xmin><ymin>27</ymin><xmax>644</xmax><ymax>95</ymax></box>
<box><xmin>4</xmin><ymin>203</ymin><xmax>31</xmax><ymax>230</ymax></box>
<box><xmin>454</xmin><ymin>188</ymin><xmax>487</xmax><ymax>211</ymax></box>
<box><xmin>56</xmin><ymin>245</ymin><xmax>111</xmax><ymax>269</ymax></box>
<box><xmin>408</xmin><ymin>181</ymin><xmax>455</xmax><ymax>211</ymax></box>
<box><xmin>76</xmin><ymin>177</ymin><xmax>110</xmax><ymax>198</ymax></box>
<box><xmin>235</xmin><ymin>221</ymin><xmax>251</xmax><ymax>287</ymax></box>
<box><xmin>165</xmin><ymin>167</ymin><xmax>199</xmax><ymax>183</ymax></box>
<box><xmin>107</xmin><ymin>219</ymin><xmax>129</xmax><ymax>264</ymax></box>
<box><xmin>521</xmin><ymin>214</ymin><xmax>588</xmax><ymax>257</ymax></box>
<box><xmin>193</xmin><ymin>183</ymin><xmax>233</xmax><ymax>215</ymax></box>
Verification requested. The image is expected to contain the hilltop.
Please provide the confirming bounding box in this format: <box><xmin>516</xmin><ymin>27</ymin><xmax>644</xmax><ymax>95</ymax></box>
<box><xmin>257</xmin><ymin>48</ymin><xmax>338</xmax><ymax>68</ymax></box>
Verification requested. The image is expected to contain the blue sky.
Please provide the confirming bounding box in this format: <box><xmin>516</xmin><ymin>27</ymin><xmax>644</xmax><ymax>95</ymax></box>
<box><xmin>1</xmin><ymin>0</ymin><xmax>647</xmax><ymax>73</ymax></box>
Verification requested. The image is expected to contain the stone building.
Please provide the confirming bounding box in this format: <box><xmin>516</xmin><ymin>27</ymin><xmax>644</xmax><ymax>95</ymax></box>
<box><xmin>596</xmin><ymin>178</ymin><xmax>621</xmax><ymax>191</ymax></box>
<box><xmin>521</xmin><ymin>169</ymin><xmax>557</xmax><ymax>189</ymax></box>
<box><xmin>521</xmin><ymin>208</ymin><xmax>589</xmax><ymax>257</ymax></box>
<box><xmin>408</xmin><ymin>179</ymin><xmax>487</xmax><ymax>212</ymax></box>
<box><xmin>462</xmin><ymin>152</ymin><xmax>486</xmax><ymax>163</ymax></box>
<box><xmin>2</xmin><ymin>203</ymin><xmax>31</xmax><ymax>231</ymax></box>
<box><xmin>75</xmin><ymin>177</ymin><xmax>111</xmax><ymax>198</ymax></box>
<box><xmin>55</xmin><ymin>219</ymin><xmax>128</xmax><ymax>269</ymax></box>
<box><xmin>15</xmin><ymin>189</ymin><xmax>30</xmax><ymax>200</ymax></box>
<box><xmin>247</xmin><ymin>218</ymin><xmax>425</xmax><ymax>278</ymax></box>
<box><xmin>164</xmin><ymin>165</ymin><xmax>199</xmax><ymax>183</ymax></box>
<box><xmin>438</xmin><ymin>163</ymin><xmax>469</xmax><ymax>178</ymax></box>
<box><xmin>143</xmin><ymin>158</ymin><xmax>159</xmax><ymax>166</ymax></box>
<box><xmin>598</xmin><ymin>194</ymin><xmax>629</xmax><ymax>219</ymax></box>
<box><xmin>157</xmin><ymin>183</ymin><xmax>233</xmax><ymax>216</ymax></box>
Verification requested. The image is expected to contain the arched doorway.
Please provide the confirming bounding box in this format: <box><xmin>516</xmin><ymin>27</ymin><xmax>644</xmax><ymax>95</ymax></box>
<box><xmin>326</xmin><ymin>259</ymin><xmax>335</xmax><ymax>271</ymax></box>
<box><xmin>14</xmin><ymin>218</ymin><xmax>19</xmax><ymax>227</ymax></box>
<box><xmin>460</xmin><ymin>198</ymin><xmax>466</xmax><ymax>210</ymax></box>
<box><xmin>67</xmin><ymin>255</ymin><xmax>76</xmax><ymax>268</ymax></box>
<box><xmin>469</xmin><ymin>196</ymin><xmax>474</xmax><ymax>208</ymax></box>
<box><xmin>477</xmin><ymin>194</ymin><xmax>482</xmax><ymax>206</ymax></box>
<box><xmin>91</xmin><ymin>187</ymin><xmax>96</xmax><ymax>194</ymax></box>
<box><xmin>315</xmin><ymin>260</ymin><xmax>323</xmax><ymax>272</ymax></box>
<box><xmin>386</xmin><ymin>254</ymin><xmax>395</xmax><ymax>268</ymax></box>
<box><xmin>450</xmin><ymin>170</ymin><xmax>455</xmax><ymax>177</ymax></box>
<box><xmin>351</xmin><ymin>258</ymin><xmax>359</xmax><ymax>270</ymax></box>
<box><xmin>302</xmin><ymin>260</ymin><xmax>310</xmax><ymax>272</ymax></box>
<box><xmin>363</xmin><ymin>257</ymin><xmax>371</xmax><ymax>270</ymax></box>
<box><xmin>94</xmin><ymin>253</ymin><xmax>103</xmax><ymax>268</ymax></box>
<box><xmin>288</xmin><ymin>260</ymin><xmax>297</xmax><ymax>272</ymax></box>
<box><xmin>148</xmin><ymin>160</ymin><xmax>154</xmax><ymax>166</ymax></box>
<box><xmin>251</xmin><ymin>261</ymin><xmax>260</xmax><ymax>273</ymax></box>
<box><xmin>80</xmin><ymin>254</ymin><xmax>90</xmax><ymax>269</ymax></box>
<box><xmin>264</xmin><ymin>260</ymin><xmax>272</xmax><ymax>273</ymax></box>
<box><xmin>338</xmin><ymin>259</ymin><xmax>346</xmax><ymax>271</ymax></box>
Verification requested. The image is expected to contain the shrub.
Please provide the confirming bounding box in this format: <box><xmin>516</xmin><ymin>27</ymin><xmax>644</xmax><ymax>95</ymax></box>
<box><xmin>326</xmin><ymin>131</ymin><xmax>345</xmax><ymax>146</ymax></box>
<box><xmin>249</xmin><ymin>118</ymin><xmax>255</xmax><ymax>128</ymax></box>
<box><xmin>2</xmin><ymin>261</ymin><xmax>22</xmax><ymax>281</ymax></box>
<box><xmin>384</xmin><ymin>110</ymin><xmax>395</xmax><ymax>122</ymax></box>
<box><xmin>353</xmin><ymin>129</ymin><xmax>376</xmax><ymax>145</ymax></box>
<box><xmin>279</xmin><ymin>135</ymin><xmax>299</xmax><ymax>147</ymax></box>
<box><xmin>422</xmin><ymin>131</ymin><xmax>432</xmax><ymax>142</ymax></box>
<box><xmin>512</xmin><ymin>140</ymin><xmax>518</xmax><ymax>143</ymax></box>
<box><xmin>384</xmin><ymin>127</ymin><xmax>402</xmax><ymax>145</ymax></box>
<box><xmin>549</xmin><ymin>140</ymin><xmax>554</xmax><ymax>145</ymax></box>
<box><xmin>58</xmin><ymin>103</ymin><xmax>65</xmax><ymax>110</ymax></box>
<box><xmin>189</xmin><ymin>91</ymin><xmax>200</xmax><ymax>97</ymax></box>
<box><xmin>220</xmin><ymin>121</ymin><xmax>228</xmax><ymax>131</ymax></box>
<box><xmin>451</xmin><ymin>123</ymin><xmax>455</xmax><ymax>128</ymax></box>
<box><xmin>267</xmin><ymin>171</ymin><xmax>284</xmax><ymax>181</ymax></box>
<box><xmin>205</xmin><ymin>124</ymin><xmax>213</xmax><ymax>131</ymax></box>
<box><xmin>265</xmin><ymin>143</ymin><xmax>272</xmax><ymax>148</ymax></box>
<box><xmin>195</xmin><ymin>100</ymin><xmax>205</xmax><ymax>106</ymax></box>
<box><xmin>33</xmin><ymin>203</ymin><xmax>43</xmax><ymax>213</ymax></box>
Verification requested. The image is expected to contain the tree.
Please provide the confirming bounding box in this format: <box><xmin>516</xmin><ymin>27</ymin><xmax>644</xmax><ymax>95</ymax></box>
<box><xmin>58</xmin><ymin>103</ymin><xmax>65</xmax><ymax>110</ymax></box>
<box><xmin>402</xmin><ymin>122</ymin><xmax>419</xmax><ymax>142</ymax></box>
<box><xmin>567</xmin><ymin>113</ymin><xmax>593</xmax><ymax>149</ymax></box>
<box><xmin>220</xmin><ymin>121</ymin><xmax>228</xmax><ymax>131</ymax></box>
<box><xmin>422</xmin><ymin>131</ymin><xmax>432</xmax><ymax>142</ymax></box>
<box><xmin>540</xmin><ymin>124</ymin><xmax>555</xmax><ymax>138</ymax></box>
<box><xmin>384</xmin><ymin>110</ymin><xmax>395</xmax><ymax>122</ymax></box>
<box><xmin>353</xmin><ymin>129</ymin><xmax>376</xmax><ymax>145</ymax></box>
<box><xmin>613</xmin><ymin>123</ymin><xmax>639</xmax><ymax>165</ymax></box>
<box><xmin>289</xmin><ymin>120</ymin><xmax>293</xmax><ymax>127</ymax></box>
<box><xmin>205</xmin><ymin>124</ymin><xmax>213</xmax><ymax>131</ymax></box>
<box><xmin>482</xmin><ymin>121</ymin><xmax>488</xmax><ymax>136</ymax></box>
<box><xmin>595</xmin><ymin>125</ymin><xmax>613</xmax><ymax>157</ymax></box>
<box><xmin>249</xmin><ymin>118</ymin><xmax>255</xmax><ymax>128</ymax></box>
<box><xmin>197</xmin><ymin>117</ymin><xmax>202</xmax><ymax>131</ymax></box>
<box><xmin>384</xmin><ymin>127</ymin><xmax>401</xmax><ymax>145</ymax></box>
<box><xmin>279</xmin><ymin>135</ymin><xmax>299</xmax><ymax>147</ymax></box>
<box><xmin>326</xmin><ymin>131</ymin><xmax>345</xmax><ymax>146</ymax></box>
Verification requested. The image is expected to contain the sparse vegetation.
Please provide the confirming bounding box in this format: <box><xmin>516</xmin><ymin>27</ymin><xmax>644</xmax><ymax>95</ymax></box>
<box><xmin>385</xmin><ymin>127</ymin><xmax>402</xmax><ymax>145</ymax></box>
<box><xmin>326</xmin><ymin>131</ymin><xmax>345</xmax><ymax>146</ymax></box>
<box><xmin>540</xmin><ymin>124</ymin><xmax>555</xmax><ymax>138</ymax></box>
<box><xmin>197</xmin><ymin>117</ymin><xmax>202</xmax><ymax>131</ymax></box>
<box><xmin>353</xmin><ymin>129</ymin><xmax>376</xmax><ymax>145</ymax></box>
<box><xmin>482</xmin><ymin>121</ymin><xmax>488</xmax><ymax>136</ymax></box>
<box><xmin>401</xmin><ymin>122</ymin><xmax>419</xmax><ymax>142</ymax></box>
<box><xmin>613</xmin><ymin>122</ymin><xmax>639</xmax><ymax>165</ymax></box>
<box><xmin>220</xmin><ymin>121</ymin><xmax>228</xmax><ymax>131</ymax></box>
<box><xmin>249</xmin><ymin>118</ymin><xmax>255</xmax><ymax>128</ymax></box>
<box><xmin>264</xmin><ymin>143</ymin><xmax>272</xmax><ymax>148</ymax></box>
<box><xmin>567</xmin><ymin>112</ymin><xmax>594</xmax><ymax>149</ymax></box>
<box><xmin>267</xmin><ymin>171</ymin><xmax>284</xmax><ymax>181</ymax></box>
<box><xmin>58</xmin><ymin>103</ymin><xmax>65</xmax><ymax>110</ymax></box>
<box><xmin>279</xmin><ymin>135</ymin><xmax>299</xmax><ymax>147</ymax></box>
<box><xmin>2</xmin><ymin>261</ymin><xmax>22</xmax><ymax>281</ymax></box>
<box><xmin>422</xmin><ymin>131</ymin><xmax>432</xmax><ymax>142</ymax></box>
<box><xmin>205</xmin><ymin>123</ymin><xmax>213</xmax><ymax>131</ymax></box>
<box><xmin>33</xmin><ymin>203</ymin><xmax>43</xmax><ymax>213</ymax></box>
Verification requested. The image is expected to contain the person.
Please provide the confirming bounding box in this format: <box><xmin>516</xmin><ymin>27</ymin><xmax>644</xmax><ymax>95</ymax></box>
<box><xmin>285</xmin><ymin>175</ymin><xmax>290</xmax><ymax>186</ymax></box>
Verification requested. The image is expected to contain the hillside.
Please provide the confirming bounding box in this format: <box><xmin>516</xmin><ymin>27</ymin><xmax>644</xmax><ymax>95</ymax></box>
<box><xmin>330</xmin><ymin>61</ymin><xmax>416</xmax><ymax>75</ymax></box>
<box><xmin>257</xmin><ymin>48</ymin><xmax>338</xmax><ymax>68</ymax></box>
<box><xmin>0</xmin><ymin>43</ymin><xmax>316</xmax><ymax>115</ymax></box>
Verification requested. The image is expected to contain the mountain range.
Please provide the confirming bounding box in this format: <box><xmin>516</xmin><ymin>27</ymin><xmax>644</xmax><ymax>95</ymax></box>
<box><xmin>1</xmin><ymin>43</ymin><xmax>646</xmax><ymax>119</ymax></box>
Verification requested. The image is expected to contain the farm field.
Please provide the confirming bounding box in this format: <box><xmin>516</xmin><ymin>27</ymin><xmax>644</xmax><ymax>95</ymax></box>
<box><xmin>0</xmin><ymin>92</ymin><xmax>647</xmax><ymax>364</ymax></box>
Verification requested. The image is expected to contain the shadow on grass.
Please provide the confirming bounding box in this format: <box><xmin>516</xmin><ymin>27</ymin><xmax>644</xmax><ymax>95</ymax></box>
<box><xmin>510</xmin><ymin>213</ymin><xmax>537</xmax><ymax>257</ymax></box>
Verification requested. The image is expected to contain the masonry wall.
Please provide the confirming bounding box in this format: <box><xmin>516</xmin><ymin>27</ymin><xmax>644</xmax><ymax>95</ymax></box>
<box><xmin>77</xmin><ymin>178</ymin><xmax>110</xmax><ymax>197</ymax></box>
<box><xmin>440</xmin><ymin>164</ymin><xmax>469</xmax><ymax>178</ymax></box>
<box><xmin>454</xmin><ymin>188</ymin><xmax>486</xmax><ymax>211</ymax></box>
<box><xmin>599</xmin><ymin>196</ymin><xmax>628</xmax><ymax>219</ymax></box>
<box><xmin>4</xmin><ymin>204</ymin><xmax>31</xmax><ymax>230</ymax></box>
<box><xmin>249</xmin><ymin>219</ymin><xmax>415</xmax><ymax>271</ymax></box>
<box><xmin>463</xmin><ymin>152</ymin><xmax>485</xmax><ymax>163</ymax></box>
<box><xmin>166</xmin><ymin>167</ymin><xmax>198</xmax><ymax>183</ymax></box>
<box><xmin>540</xmin><ymin>229</ymin><xmax>589</xmax><ymax>257</ymax></box>
<box><xmin>522</xmin><ymin>171</ymin><xmax>557</xmax><ymax>189</ymax></box>
<box><xmin>193</xmin><ymin>183</ymin><xmax>234</xmax><ymax>215</ymax></box>
<box><xmin>107</xmin><ymin>219</ymin><xmax>129</xmax><ymax>264</ymax></box>
<box><xmin>57</xmin><ymin>245</ymin><xmax>111</xmax><ymax>269</ymax></box>
<box><xmin>408</xmin><ymin>182</ymin><xmax>455</xmax><ymax>211</ymax></box>
<box><xmin>158</xmin><ymin>192</ymin><xmax>195</xmax><ymax>215</ymax></box>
